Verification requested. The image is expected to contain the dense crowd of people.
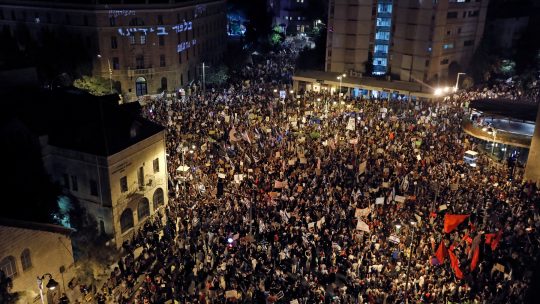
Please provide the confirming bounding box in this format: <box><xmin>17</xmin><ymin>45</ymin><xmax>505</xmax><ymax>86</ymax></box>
<box><xmin>446</xmin><ymin>80</ymin><xmax>540</xmax><ymax>104</ymax></box>
<box><xmin>85</xmin><ymin>44</ymin><xmax>540</xmax><ymax>304</ymax></box>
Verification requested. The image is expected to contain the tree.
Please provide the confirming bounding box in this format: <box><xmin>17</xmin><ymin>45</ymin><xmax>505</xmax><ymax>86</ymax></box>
<box><xmin>206</xmin><ymin>65</ymin><xmax>230</xmax><ymax>86</ymax></box>
<box><xmin>269</xmin><ymin>26</ymin><xmax>285</xmax><ymax>46</ymax></box>
<box><xmin>73</xmin><ymin>76</ymin><xmax>116</xmax><ymax>96</ymax></box>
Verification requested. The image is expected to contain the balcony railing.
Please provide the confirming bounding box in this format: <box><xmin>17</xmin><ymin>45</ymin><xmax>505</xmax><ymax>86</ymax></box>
<box><xmin>127</xmin><ymin>67</ymin><xmax>155</xmax><ymax>77</ymax></box>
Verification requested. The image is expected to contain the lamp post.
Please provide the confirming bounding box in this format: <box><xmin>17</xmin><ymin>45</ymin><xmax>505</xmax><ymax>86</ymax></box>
<box><xmin>97</xmin><ymin>54</ymin><xmax>113</xmax><ymax>94</ymax></box>
<box><xmin>454</xmin><ymin>72</ymin><xmax>466</xmax><ymax>92</ymax></box>
<box><xmin>202</xmin><ymin>62</ymin><xmax>209</xmax><ymax>93</ymax></box>
<box><xmin>37</xmin><ymin>273</ymin><xmax>59</xmax><ymax>304</ymax></box>
<box><xmin>337</xmin><ymin>74</ymin><xmax>346</xmax><ymax>99</ymax></box>
<box><xmin>404</xmin><ymin>221</ymin><xmax>417</xmax><ymax>303</ymax></box>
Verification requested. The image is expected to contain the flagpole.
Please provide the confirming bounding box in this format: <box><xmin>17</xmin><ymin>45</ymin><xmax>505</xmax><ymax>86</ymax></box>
<box><xmin>404</xmin><ymin>221</ymin><xmax>417</xmax><ymax>303</ymax></box>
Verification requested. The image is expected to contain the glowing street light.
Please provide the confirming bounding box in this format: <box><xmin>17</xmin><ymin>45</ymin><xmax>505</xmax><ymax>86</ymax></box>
<box><xmin>337</xmin><ymin>74</ymin><xmax>346</xmax><ymax>99</ymax></box>
<box><xmin>37</xmin><ymin>274</ymin><xmax>59</xmax><ymax>304</ymax></box>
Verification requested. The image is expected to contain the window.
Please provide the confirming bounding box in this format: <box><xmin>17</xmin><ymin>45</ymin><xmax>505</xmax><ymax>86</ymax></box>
<box><xmin>111</xmin><ymin>36</ymin><xmax>117</xmax><ymax>49</ymax></box>
<box><xmin>109</xmin><ymin>17</ymin><xmax>116</xmax><ymax>26</ymax></box>
<box><xmin>137</xmin><ymin>166</ymin><xmax>144</xmax><ymax>188</ymax></box>
<box><xmin>458</xmin><ymin>27</ymin><xmax>462</xmax><ymax>34</ymax></box>
<box><xmin>157</xmin><ymin>15</ymin><xmax>163</xmax><ymax>25</ymax></box>
<box><xmin>375</xmin><ymin>31</ymin><xmax>390</xmax><ymax>40</ymax></box>
<box><xmin>136</xmin><ymin>55</ymin><xmax>144</xmax><ymax>69</ymax></box>
<box><xmin>376</xmin><ymin>18</ymin><xmax>391</xmax><ymax>27</ymax></box>
<box><xmin>159</xmin><ymin>55</ymin><xmax>166</xmax><ymax>67</ymax></box>
<box><xmin>374</xmin><ymin>45</ymin><xmax>388</xmax><ymax>53</ymax></box>
<box><xmin>20</xmin><ymin>249</ymin><xmax>31</xmax><ymax>271</ymax></box>
<box><xmin>0</xmin><ymin>256</ymin><xmax>17</xmax><ymax>278</ymax></box>
<box><xmin>153</xmin><ymin>158</ymin><xmax>160</xmax><ymax>173</ymax></box>
<box><xmin>129</xmin><ymin>35</ymin><xmax>135</xmax><ymax>45</ymax></box>
<box><xmin>464</xmin><ymin>39</ymin><xmax>474</xmax><ymax>46</ymax></box>
<box><xmin>463</xmin><ymin>12</ymin><xmax>467</xmax><ymax>18</ymax></box>
<box><xmin>63</xmin><ymin>174</ymin><xmax>69</xmax><ymax>188</ymax></box>
<box><xmin>120</xmin><ymin>176</ymin><xmax>128</xmax><ymax>193</ymax></box>
<box><xmin>440</xmin><ymin>58</ymin><xmax>449</xmax><ymax>65</ymax></box>
<box><xmin>137</xmin><ymin>198</ymin><xmax>150</xmax><ymax>221</ymax></box>
<box><xmin>90</xmin><ymin>180</ymin><xmax>98</xmax><ymax>196</ymax></box>
<box><xmin>377</xmin><ymin>4</ymin><xmax>392</xmax><ymax>13</ymax></box>
<box><xmin>469</xmin><ymin>10</ymin><xmax>479</xmax><ymax>17</ymax></box>
<box><xmin>71</xmin><ymin>175</ymin><xmax>78</xmax><ymax>191</ymax></box>
<box><xmin>153</xmin><ymin>188</ymin><xmax>165</xmax><ymax>207</ymax></box>
<box><xmin>425</xmin><ymin>60</ymin><xmax>430</xmax><ymax>67</ymax></box>
<box><xmin>140</xmin><ymin>34</ymin><xmax>146</xmax><ymax>44</ymax></box>
<box><xmin>447</xmin><ymin>12</ymin><xmax>458</xmax><ymax>19</ymax></box>
<box><xmin>120</xmin><ymin>209</ymin><xmax>134</xmax><ymax>232</ymax></box>
<box><xmin>443</xmin><ymin>43</ymin><xmax>454</xmax><ymax>49</ymax></box>
<box><xmin>178</xmin><ymin>52</ymin><xmax>182</xmax><ymax>64</ymax></box>
<box><xmin>159</xmin><ymin>35</ymin><xmax>165</xmax><ymax>46</ymax></box>
<box><xmin>112</xmin><ymin>57</ymin><xmax>119</xmax><ymax>70</ymax></box>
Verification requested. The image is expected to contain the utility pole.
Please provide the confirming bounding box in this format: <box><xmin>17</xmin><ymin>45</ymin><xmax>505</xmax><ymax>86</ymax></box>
<box><xmin>202</xmin><ymin>62</ymin><xmax>207</xmax><ymax>93</ymax></box>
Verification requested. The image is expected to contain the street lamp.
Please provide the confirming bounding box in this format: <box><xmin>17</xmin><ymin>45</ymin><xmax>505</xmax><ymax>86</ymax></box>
<box><xmin>404</xmin><ymin>221</ymin><xmax>417</xmax><ymax>303</ymax></box>
<box><xmin>454</xmin><ymin>72</ymin><xmax>466</xmax><ymax>92</ymax></box>
<box><xmin>37</xmin><ymin>273</ymin><xmax>59</xmax><ymax>304</ymax></box>
<box><xmin>337</xmin><ymin>74</ymin><xmax>346</xmax><ymax>99</ymax></box>
<box><xmin>97</xmin><ymin>54</ymin><xmax>113</xmax><ymax>94</ymax></box>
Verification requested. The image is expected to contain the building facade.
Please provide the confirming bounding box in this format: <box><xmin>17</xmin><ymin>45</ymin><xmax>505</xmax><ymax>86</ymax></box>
<box><xmin>0</xmin><ymin>219</ymin><xmax>75</xmax><ymax>304</ymax></box>
<box><xmin>36</xmin><ymin>92</ymin><xmax>169</xmax><ymax>247</ymax></box>
<box><xmin>326</xmin><ymin>0</ymin><xmax>489</xmax><ymax>84</ymax></box>
<box><xmin>0</xmin><ymin>0</ymin><xmax>227</xmax><ymax>101</ymax></box>
<box><xmin>269</xmin><ymin>0</ymin><xmax>312</xmax><ymax>34</ymax></box>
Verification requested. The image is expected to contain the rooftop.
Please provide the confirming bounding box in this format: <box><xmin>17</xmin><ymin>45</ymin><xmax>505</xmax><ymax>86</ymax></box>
<box><xmin>2</xmin><ymin>88</ymin><xmax>165</xmax><ymax>156</ymax></box>
<box><xmin>0</xmin><ymin>217</ymin><xmax>74</xmax><ymax>236</ymax></box>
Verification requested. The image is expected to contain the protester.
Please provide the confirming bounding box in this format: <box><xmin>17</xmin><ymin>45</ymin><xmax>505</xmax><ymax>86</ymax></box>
<box><xmin>82</xmin><ymin>44</ymin><xmax>540</xmax><ymax>304</ymax></box>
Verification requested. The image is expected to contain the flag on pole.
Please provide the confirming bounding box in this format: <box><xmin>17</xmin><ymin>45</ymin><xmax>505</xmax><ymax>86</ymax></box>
<box><xmin>435</xmin><ymin>241</ymin><xmax>447</xmax><ymax>264</ymax></box>
<box><xmin>448</xmin><ymin>247</ymin><xmax>464</xmax><ymax>279</ymax></box>
<box><xmin>443</xmin><ymin>214</ymin><xmax>470</xmax><ymax>233</ymax></box>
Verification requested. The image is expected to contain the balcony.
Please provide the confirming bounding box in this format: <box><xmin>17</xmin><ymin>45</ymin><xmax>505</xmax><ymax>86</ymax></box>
<box><xmin>127</xmin><ymin>67</ymin><xmax>155</xmax><ymax>77</ymax></box>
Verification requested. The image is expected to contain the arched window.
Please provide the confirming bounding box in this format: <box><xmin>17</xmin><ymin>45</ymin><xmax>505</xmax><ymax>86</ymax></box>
<box><xmin>20</xmin><ymin>249</ymin><xmax>31</xmax><ymax>271</ymax></box>
<box><xmin>135</xmin><ymin>77</ymin><xmax>147</xmax><ymax>96</ymax></box>
<box><xmin>0</xmin><ymin>256</ymin><xmax>17</xmax><ymax>279</ymax></box>
<box><xmin>120</xmin><ymin>208</ymin><xmax>134</xmax><ymax>233</ymax></box>
<box><xmin>153</xmin><ymin>188</ymin><xmax>164</xmax><ymax>208</ymax></box>
<box><xmin>138</xmin><ymin>198</ymin><xmax>150</xmax><ymax>221</ymax></box>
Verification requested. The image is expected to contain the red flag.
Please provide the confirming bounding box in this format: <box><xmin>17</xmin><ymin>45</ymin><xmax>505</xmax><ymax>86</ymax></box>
<box><xmin>491</xmin><ymin>231</ymin><xmax>503</xmax><ymax>251</ymax></box>
<box><xmin>448</xmin><ymin>248</ymin><xmax>463</xmax><ymax>279</ymax></box>
<box><xmin>444</xmin><ymin>214</ymin><xmax>470</xmax><ymax>233</ymax></box>
<box><xmin>485</xmin><ymin>233</ymin><xmax>496</xmax><ymax>245</ymax></box>
<box><xmin>435</xmin><ymin>241</ymin><xmax>447</xmax><ymax>264</ymax></box>
<box><xmin>470</xmin><ymin>247</ymin><xmax>480</xmax><ymax>271</ymax></box>
<box><xmin>462</xmin><ymin>233</ymin><xmax>473</xmax><ymax>245</ymax></box>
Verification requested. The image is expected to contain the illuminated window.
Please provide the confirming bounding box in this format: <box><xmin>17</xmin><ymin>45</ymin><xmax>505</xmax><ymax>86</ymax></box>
<box><xmin>443</xmin><ymin>43</ymin><xmax>454</xmax><ymax>49</ymax></box>
<box><xmin>376</xmin><ymin>18</ymin><xmax>391</xmax><ymax>27</ymax></box>
<box><xmin>375</xmin><ymin>31</ymin><xmax>390</xmax><ymax>40</ymax></box>
<box><xmin>140</xmin><ymin>34</ymin><xmax>146</xmax><ymax>45</ymax></box>
<box><xmin>129</xmin><ymin>35</ymin><xmax>135</xmax><ymax>45</ymax></box>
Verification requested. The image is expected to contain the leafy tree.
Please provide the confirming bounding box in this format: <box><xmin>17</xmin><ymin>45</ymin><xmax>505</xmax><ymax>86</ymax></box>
<box><xmin>73</xmin><ymin>76</ymin><xmax>116</xmax><ymax>96</ymax></box>
<box><xmin>206</xmin><ymin>65</ymin><xmax>230</xmax><ymax>86</ymax></box>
